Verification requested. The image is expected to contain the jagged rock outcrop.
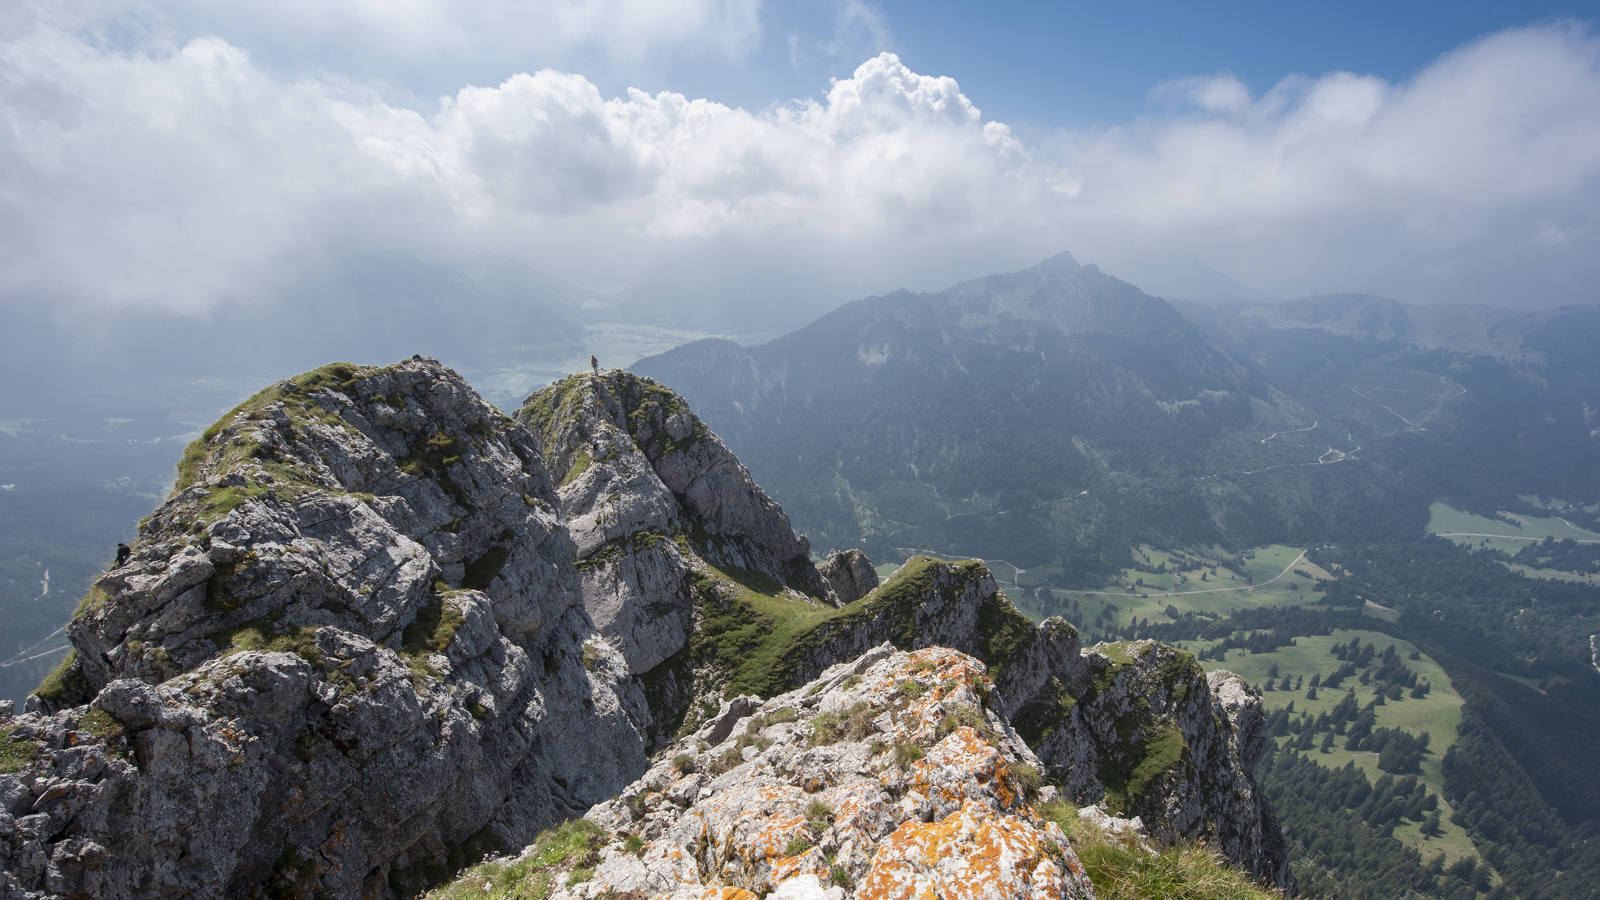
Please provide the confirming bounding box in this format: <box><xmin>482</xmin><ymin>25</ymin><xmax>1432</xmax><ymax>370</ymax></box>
<box><xmin>702</xmin><ymin>556</ymin><xmax>1290</xmax><ymax>889</ymax></box>
<box><xmin>1</xmin><ymin>359</ymin><xmax>649</xmax><ymax>900</ymax></box>
<box><xmin>820</xmin><ymin>551</ymin><xmax>878</xmax><ymax>606</ymax></box>
<box><xmin>520</xmin><ymin>371</ymin><xmax>830</xmax><ymax>607</ymax></box>
<box><xmin>517</xmin><ymin>371</ymin><xmax>849</xmax><ymax>747</ymax></box>
<box><xmin>1</xmin><ymin>359</ymin><xmax>1290</xmax><ymax>899</ymax></box>
<box><xmin>1016</xmin><ymin>644</ymin><xmax>1290</xmax><ymax>890</ymax></box>
<box><xmin>566</xmin><ymin>645</ymin><xmax>1096</xmax><ymax>900</ymax></box>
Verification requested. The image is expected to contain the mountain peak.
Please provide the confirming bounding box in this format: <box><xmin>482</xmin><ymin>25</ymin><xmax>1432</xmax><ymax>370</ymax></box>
<box><xmin>7</xmin><ymin>355</ymin><xmax>1289</xmax><ymax>899</ymax></box>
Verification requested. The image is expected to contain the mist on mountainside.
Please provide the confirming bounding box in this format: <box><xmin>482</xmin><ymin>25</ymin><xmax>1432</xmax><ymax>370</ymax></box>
<box><xmin>6</xmin><ymin>245</ymin><xmax>1599</xmax><ymax>711</ymax></box>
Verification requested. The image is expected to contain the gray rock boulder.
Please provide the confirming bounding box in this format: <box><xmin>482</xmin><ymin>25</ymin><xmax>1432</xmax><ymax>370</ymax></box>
<box><xmin>819</xmin><ymin>550</ymin><xmax>878</xmax><ymax>606</ymax></box>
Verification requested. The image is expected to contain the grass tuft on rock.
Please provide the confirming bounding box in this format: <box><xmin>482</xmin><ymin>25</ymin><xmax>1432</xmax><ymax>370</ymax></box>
<box><xmin>1040</xmin><ymin>802</ymin><xmax>1282</xmax><ymax>900</ymax></box>
<box><xmin>76</xmin><ymin>708</ymin><xmax>126</xmax><ymax>744</ymax></box>
<box><xmin>33</xmin><ymin>649</ymin><xmax>89</xmax><ymax>706</ymax></box>
<box><xmin>0</xmin><ymin>726</ymin><xmax>39</xmax><ymax>775</ymax></box>
<box><xmin>416</xmin><ymin>819</ymin><xmax>606</xmax><ymax>900</ymax></box>
<box><xmin>401</xmin><ymin>597</ymin><xmax>466</xmax><ymax>687</ymax></box>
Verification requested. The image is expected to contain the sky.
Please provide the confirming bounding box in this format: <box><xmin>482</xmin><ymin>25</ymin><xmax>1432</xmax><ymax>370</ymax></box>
<box><xmin>4</xmin><ymin>0</ymin><xmax>1600</xmax><ymax>352</ymax></box>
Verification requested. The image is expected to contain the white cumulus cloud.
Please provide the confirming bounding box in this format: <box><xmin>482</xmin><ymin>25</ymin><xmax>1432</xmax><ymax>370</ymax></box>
<box><xmin>2</xmin><ymin>10</ymin><xmax>1599</xmax><ymax>317</ymax></box>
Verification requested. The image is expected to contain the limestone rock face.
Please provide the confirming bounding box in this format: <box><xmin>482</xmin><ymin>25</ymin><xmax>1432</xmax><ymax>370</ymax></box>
<box><xmin>1023</xmin><ymin>644</ymin><xmax>1291</xmax><ymax>891</ymax></box>
<box><xmin>820</xmin><ymin>551</ymin><xmax>878</xmax><ymax>606</ymax></box>
<box><xmin>519</xmin><ymin>371</ymin><xmax>830</xmax><ymax>595</ymax></box>
<box><xmin>2</xmin><ymin>359</ymin><xmax>649</xmax><ymax>900</ymax></box>
<box><xmin>517</xmin><ymin>372</ymin><xmax>852</xmax><ymax>742</ymax></box>
<box><xmin>753</xmin><ymin>558</ymin><xmax>1291</xmax><ymax>890</ymax></box>
<box><xmin>566</xmin><ymin>646</ymin><xmax>1095</xmax><ymax>900</ymax></box>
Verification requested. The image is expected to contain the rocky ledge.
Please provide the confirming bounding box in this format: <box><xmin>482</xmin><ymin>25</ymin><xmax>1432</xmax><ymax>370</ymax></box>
<box><xmin>0</xmin><ymin>358</ymin><xmax>1290</xmax><ymax>900</ymax></box>
<box><xmin>561</xmin><ymin>644</ymin><xmax>1095</xmax><ymax>900</ymax></box>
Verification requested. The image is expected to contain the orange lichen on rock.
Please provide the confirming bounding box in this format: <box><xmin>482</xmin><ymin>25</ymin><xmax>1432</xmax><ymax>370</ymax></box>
<box><xmin>909</xmin><ymin>727</ymin><xmax>1023</xmax><ymax>814</ymax></box>
<box><xmin>554</xmin><ymin>644</ymin><xmax>1093</xmax><ymax>900</ymax></box>
<box><xmin>670</xmin><ymin>887</ymin><xmax>758</xmax><ymax>900</ymax></box>
<box><xmin>857</xmin><ymin>800</ymin><xmax>1084</xmax><ymax>900</ymax></box>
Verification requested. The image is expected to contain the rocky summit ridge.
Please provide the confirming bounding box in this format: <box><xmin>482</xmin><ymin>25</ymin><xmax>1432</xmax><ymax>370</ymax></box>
<box><xmin>0</xmin><ymin>358</ymin><xmax>1289</xmax><ymax>899</ymax></box>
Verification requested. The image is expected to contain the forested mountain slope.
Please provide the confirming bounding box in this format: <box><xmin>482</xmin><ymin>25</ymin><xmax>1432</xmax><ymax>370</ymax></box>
<box><xmin>637</xmin><ymin>253</ymin><xmax>1421</xmax><ymax>586</ymax></box>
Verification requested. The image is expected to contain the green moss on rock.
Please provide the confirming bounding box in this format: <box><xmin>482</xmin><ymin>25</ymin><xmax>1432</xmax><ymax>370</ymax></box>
<box><xmin>391</xmin><ymin>820</ymin><xmax>598</xmax><ymax>900</ymax></box>
<box><xmin>76</xmin><ymin>707</ymin><xmax>126</xmax><ymax>744</ymax></box>
<box><xmin>680</xmin><ymin>555</ymin><xmax>1019</xmax><ymax>702</ymax></box>
<box><xmin>560</xmin><ymin>448</ymin><xmax>592</xmax><ymax>486</ymax></box>
<box><xmin>0</xmin><ymin>726</ymin><xmax>39</xmax><ymax>775</ymax></box>
<box><xmin>33</xmin><ymin>649</ymin><xmax>90</xmax><ymax>706</ymax></box>
<box><xmin>400</xmin><ymin>596</ymin><xmax>466</xmax><ymax>685</ymax></box>
<box><xmin>1014</xmin><ymin>677</ymin><xmax>1078</xmax><ymax>746</ymax></box>
<box><xmin>975</xmin><ymin>590</ymin><xmax>1036</xmax><ymax>681</ymax></box>
<box><xmin>1099</xmin><ymin>723</ymin><xmax>1187</xmax><ymax>816</ymax></box>
<box><xmin>217</xmin><ymin>621</ymin><xmax>323</xmax><ymax>664</ymax></box>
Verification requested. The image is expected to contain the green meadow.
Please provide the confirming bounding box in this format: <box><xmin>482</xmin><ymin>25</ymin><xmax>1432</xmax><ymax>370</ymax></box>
<box><xmin>1428</xmin><ymin>503</ymin><xmax>1600</xmax><ymax>582</ymax></box>
<box><xmin>1003</xmin><ymin>544</ymin><xmax>1332</xmax><ymax>635</ymax></box>
<box><xmin>1428</xmin><ymin>502</ymin><xmax>1600</xmax><ymax>548</ymax></box>
<box><xmin>1195</xmin><ymin>629</ymin><xmax>1480</xmax><ymax>865</ymax></box>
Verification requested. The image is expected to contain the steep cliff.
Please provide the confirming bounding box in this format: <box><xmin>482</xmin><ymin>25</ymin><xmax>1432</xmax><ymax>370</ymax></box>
<box><xmin>515</xmin><ymin>370</ymin><xmax>845</xmax><ymax>750</ymax></box>
<box><xmin>2</xmin><ymin>359</ymin><xmax>649</xmax><ymax>900</ymax></box>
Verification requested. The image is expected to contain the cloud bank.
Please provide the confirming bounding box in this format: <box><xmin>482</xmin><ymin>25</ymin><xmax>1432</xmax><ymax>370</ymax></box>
<box><xmin>3</xmin><ymin>8</ymin><xmax>1599</xmax><ymax>318</ymax></box>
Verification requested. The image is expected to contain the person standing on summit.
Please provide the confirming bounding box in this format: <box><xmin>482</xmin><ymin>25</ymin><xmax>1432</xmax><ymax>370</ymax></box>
<box><xmin>590</xmin><ymin>354</ymin><xmax>599</xmax><ymax>375</ymax></box>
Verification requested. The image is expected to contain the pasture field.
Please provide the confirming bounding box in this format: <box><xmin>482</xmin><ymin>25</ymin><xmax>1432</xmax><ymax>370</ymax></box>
<box><xmin>1428</xmin><ymin>502</ymin><xmax>1600</xmax><ymax>545</ymax></box>
<box><xmin>1429</xmin><ymin>503</ymin><xmax>1600</xmax><ymax>582</ymax></box>
<box><xmin>1194</xmin><ymin>629</ymin><xmax>1480</xmax><ymax>865</ymax></box>
<box><xmin>1005</xmin><ymin>544</ymin><xmax>1333</xmax><ymax>636</ymax></box>
<box><xmin>1516</xmin><ymin>494</ymin><xmax>1599</xmax><ymax>515</ymax></box>
<box><xmin>1502</xmin><ymin>563</ymin><xmax>1600</xmax><ymax>586</ymax></box>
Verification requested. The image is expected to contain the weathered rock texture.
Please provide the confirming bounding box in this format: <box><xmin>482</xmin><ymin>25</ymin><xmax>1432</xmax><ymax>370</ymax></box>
<box><xmin>1015</xmin><ymin>643</ymin><xmax>1290</xmax><ymax>890</ymax></box>
<box><xmin>2</xmin><ymin>360</ymin><xmax>649</xmax><ymax>900</ymax></box>
<box><xmin>1</xmin><ymin>360</ymin><xmax>1290</xmax><ymax>899</ymax></box>
<box><xmin>566</xmin><ymin>645</ymin><xmax>1095</xmax><ymax>900</ymax></box>
<box><xmin>519</xmin><ymin>371</ymin><xmax>829</xmax><ymax>608</ymax></box>
<box><xmin>820</xmin><ymin>551</ymin><xmax>878</xmax><ymax>606</ymax></box>
<box><xmin>702</xmin><ymin>556</ymin><xmax>1292</xmax><ymax>889</ymax></box>
<box><xmin>517</xmin><ymin>371</ymin><xmax>846</xmax><ymax>748</ymax></box>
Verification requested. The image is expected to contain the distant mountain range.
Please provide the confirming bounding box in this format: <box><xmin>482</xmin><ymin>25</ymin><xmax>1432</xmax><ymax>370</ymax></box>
<box><xmin>637</xmin><ymin>253</ymin><xmax>1433</xmax><ymax>583</ymax></box>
